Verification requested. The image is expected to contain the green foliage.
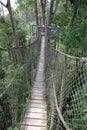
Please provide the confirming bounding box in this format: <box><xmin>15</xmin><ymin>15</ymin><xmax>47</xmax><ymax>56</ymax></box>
<box><xmin>0</xmin><ymin>65</ymin><xmax>31</xmax><ymax>130</ymax></box>
<box><xmin>17</xmin><ymin>28</ymin><xmax>27</xmax><ymax>45</ymax></box>
<box><xmin>0</xmin><ymin>16</ymin><xmax>5</xmax><ymax>24</ymax></box>
<box><xmin>74</xmin><ymin>0</ymin><xmax>87</xmax><ymax>7</ymax></box>
<box><xmin>17</xmin><ymin>0</ymin><xmax>34</xmax><ymax>10</ymax></box>
<box><xmin>0</xmin><ymin>67</ymin><xmax>5</xmax><ymax>79</ymax></box>
<box><xmin>17</xmin><ymin>0</ymin><xmax>35</xmax><ymax>25</ymax></box>
<box><xmin>0</xmin><ymin>94</ymin><xmax>12</xmax><ymax>130</ymax></box>
<box><xmin>0</xmin><ymin>16</ymin><xmax>12</xmax><ymax>48</ymax></box>
<box><xmin>12</xmin><ymin>65</ymin><xmax>30</xmax><ymax>122</ymax></box>
<box><xmin>65</xmin><ymin>13</ymin><xmax>87</xmax><ymax>56</ymax></box>
<box><xmin>4</xmin><ymin>64</ymin><xmax>17</xmax><ymax>86</ymax></box>
<box><xmin>0</xmin><ymin>51</ymin><xmax>6</xmax><ymax>93</ymax></box>
<box><xmin>0</xmin><ymin>13</ymin><xmax>28</xmax><ymax>49</ymax></box>
<box><xmin>51</xmin><ymin>0</ymin><xmax>87</xmax><ymax>57</ymax></box>
<box><xmin>7</xmin><ymin>126</ymin><xmax>18</xmax><ymax>130</ymax></box>
<box><xmin>51</xmin><ymin>10</ymin><xmax>70</xmax><ymax>27</ymax></box>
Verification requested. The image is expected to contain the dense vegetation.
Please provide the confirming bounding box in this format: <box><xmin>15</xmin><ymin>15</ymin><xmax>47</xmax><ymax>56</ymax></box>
<box><xmin>0</xmin><ymin>1</ymin><xmax>35</xmax><ymax>129</ymax></box>
<box><xmin>0</xmin><ymin>0</ymin><xmax>87</xmax><ymax>130</ymax></box>
<box><xmin>51</xmin><ymin>0</ymin><xmax>87</xmax><ymax>57</ymax></box>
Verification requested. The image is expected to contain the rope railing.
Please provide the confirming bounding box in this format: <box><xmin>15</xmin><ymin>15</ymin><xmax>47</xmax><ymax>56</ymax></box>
<box><xmin>0</xmin><ymin>36</ymin><xmax>41</xmax><ymax>130</ymax></box>
<box><xmin>45</xmin><ymin>37</ymin><xmax>87</xmax><ymax>130</ymax></box>
<box><xmin>0</xmin><ymin>66</ymin><xmax>20</xmax><ymax>98</ymax></box>
<box><xmin>0</xmin><ymin>46</ymin><xmax>23</xmax><ymax>51</ymax></box>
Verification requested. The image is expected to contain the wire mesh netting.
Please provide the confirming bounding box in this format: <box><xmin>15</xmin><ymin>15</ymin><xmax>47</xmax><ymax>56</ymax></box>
<box><xmin>45</xmin><ymin>37</ymin><xmax>87</xmax><ymax>130</ymax></box>
<box><xmin>0</xmin><ymin>37</ymin><xmax>41</xmax><ymax>130</ymax></box>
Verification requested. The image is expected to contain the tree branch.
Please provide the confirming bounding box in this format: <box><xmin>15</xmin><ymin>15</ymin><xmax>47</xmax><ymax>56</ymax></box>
<box><xmin>53</xmin><ymin>0</ymin><xmax>59</xmax><ymax>14</ymax></box>
<box><xmin>41</xmin><ymin>0</ymin><xmax>46</xmax><ymax>5</ymax></box>
<box><xmin>0</xmin><ymin>1</ymin><xmax>7</xmax><ymax>8</ymax></box>
<box><xmin>69</xmin><ymin>5</ymin><xmax>78</xmax><ymax>26</ymax></box>
<box><xmin>0</xmin><ymin>46</ymin><xmax>23</xmax><ymax>51</ymax></box>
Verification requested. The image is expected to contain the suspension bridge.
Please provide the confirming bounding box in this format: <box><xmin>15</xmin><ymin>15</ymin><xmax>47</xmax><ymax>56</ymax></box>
<box><xmin>0</xmin><ymin>26</ymin><xmax>87</xmax><ymax>130</ymax></box>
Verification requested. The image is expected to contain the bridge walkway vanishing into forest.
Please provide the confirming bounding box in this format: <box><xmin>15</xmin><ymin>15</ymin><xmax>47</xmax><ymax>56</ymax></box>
<box><xmin>0</xmin><ymin>26</ymin><xmax>87</xmax><ymax>130</ymax></box>
<box><xmin>20</xmin><ymin>36</ymin><xmax>47</xmax><ymax>130</ymax></box>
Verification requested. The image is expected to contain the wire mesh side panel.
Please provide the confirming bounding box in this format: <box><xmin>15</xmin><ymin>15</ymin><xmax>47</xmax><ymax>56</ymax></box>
<box><xmin>45</xmin><ymin>39</ymin><xmax>87</xmax><ymax>130</ymax></box>
<box><xmin>63</xmin><ymin>60</ymin><xmax>87</xmax><ymax>130</ymax></box>
<box><xmin>29</xmin><ymin>37</ymin><xmax>41</xmax><ymax>82</ymax></box>
<box><xmin>45</xmin><ymin>37</ymin><xmax>59</xmax><ymax>130</ymax></box>
<box><xmin>0</xmin><ymin>37</ymin><xmax>41</xmax><ymax>130</ymax></box>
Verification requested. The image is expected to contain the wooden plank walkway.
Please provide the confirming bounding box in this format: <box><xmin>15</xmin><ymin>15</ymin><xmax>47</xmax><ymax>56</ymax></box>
<box><xmin>20</xmin><ymin>36</ymin><xmax>47</xmax><ymax>130</ymax></box>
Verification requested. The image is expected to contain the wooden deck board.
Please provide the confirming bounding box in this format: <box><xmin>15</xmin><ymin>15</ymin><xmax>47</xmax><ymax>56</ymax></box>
<box><xmin>20</xmin><ymin>36</ymin><xmax>47</xmax><ymax>130</ymax></box>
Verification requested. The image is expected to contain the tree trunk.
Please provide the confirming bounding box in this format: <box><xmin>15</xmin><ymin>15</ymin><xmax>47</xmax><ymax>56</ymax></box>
<box><xmin>7</xmin><ymin>0</ymin><xmax>21</xmax><ymax>64</ymax></box>
<box><xmin>48</xmin><ymin>0</ymin><xmax>55</xmax><ymax>26</ymax></box>
<box><xmin>34</xmin><ymin>0</ymin><xmax>39</xmax><ymax>26</ymax></box>
<box><xmin>41</xmin><ymin>4</ymin><xmax>45</xmax><ymax>25</ymax></box>
<box><xmin>41</xmin><ymin>0</ymin><xmax>46</xmax><ymax>25</ymax></box>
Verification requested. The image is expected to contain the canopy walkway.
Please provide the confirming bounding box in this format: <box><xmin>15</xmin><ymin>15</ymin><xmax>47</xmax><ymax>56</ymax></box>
<box><xmin>0</xmin><ymin>26</ymin><xmax>87</xmax><ymax>130</ymax></box>
<box><xmin>20</xmin><ymin>36</ymin><xmax>46</xmax><ymax>130</ymax></box>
